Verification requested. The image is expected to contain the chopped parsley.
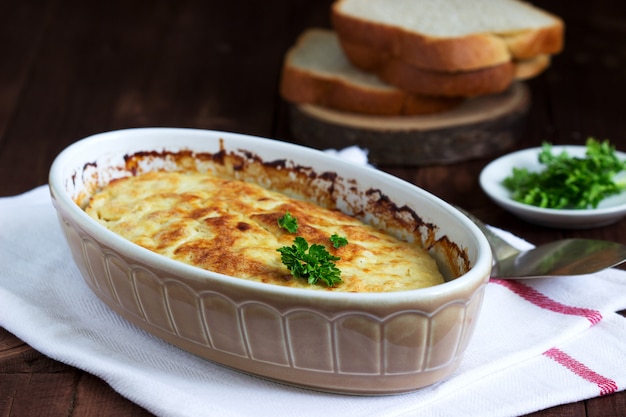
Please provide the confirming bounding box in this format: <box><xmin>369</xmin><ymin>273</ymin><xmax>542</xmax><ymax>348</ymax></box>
<box><xmin>277</xmin><ymin>237</ymin><xmax>343</xmax><ymax>287</ymax></box>
<box><xmin>502</xmin><ymin>138</ymin><xmax>626</xmax><ymax>209</ymax></box>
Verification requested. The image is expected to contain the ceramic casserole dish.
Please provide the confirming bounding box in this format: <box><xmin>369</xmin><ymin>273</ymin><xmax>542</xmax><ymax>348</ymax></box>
<box><xmin>48</xmin><ymin>127</ymin><xmax>492</xmax><ymax>394</ymax></box>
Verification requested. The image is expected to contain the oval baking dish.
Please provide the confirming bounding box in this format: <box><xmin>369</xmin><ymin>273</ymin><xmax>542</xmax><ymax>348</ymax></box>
<box><xmin>49</xmin><ymin>127</ymin><xmax>492</xmax><ymax>394</ymax></box>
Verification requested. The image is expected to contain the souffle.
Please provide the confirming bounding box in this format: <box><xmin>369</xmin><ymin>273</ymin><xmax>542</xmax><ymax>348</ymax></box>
<box><xmin>84</xmin><ymin>171</ymin><xmax>444</xmax><ymax>292</ymax></box>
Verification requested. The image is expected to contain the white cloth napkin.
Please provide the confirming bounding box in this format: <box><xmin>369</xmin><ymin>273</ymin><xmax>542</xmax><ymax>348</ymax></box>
<box><xmin>2</xmin><ymin>183</ymin><xmax>626</xmax><ymax>417</ymax></box>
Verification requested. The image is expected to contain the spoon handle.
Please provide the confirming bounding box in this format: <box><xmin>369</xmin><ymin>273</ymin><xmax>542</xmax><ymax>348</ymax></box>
<box><xmin>455</xmin><ymin>207</ymin><xmax>520</xmax><ymax>261</ymax></box>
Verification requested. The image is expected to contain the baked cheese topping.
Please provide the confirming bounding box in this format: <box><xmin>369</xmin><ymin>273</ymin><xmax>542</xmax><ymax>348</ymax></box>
<box><xmin>84</xmin><ymin>171</ymin><xmax>444</xmax><ymax>292</ymax></box>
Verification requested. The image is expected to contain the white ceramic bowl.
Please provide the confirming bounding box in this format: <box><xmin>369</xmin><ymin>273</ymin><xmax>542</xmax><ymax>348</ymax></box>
<box><xmin>480</xmin><ymin>145</ymin><xmax>626</xmax><ymax>229</ymax></box>
<box><xmin>49</xmin><ymin>128</ymin><xmax>492</xmax><ymax>394</ymax></box>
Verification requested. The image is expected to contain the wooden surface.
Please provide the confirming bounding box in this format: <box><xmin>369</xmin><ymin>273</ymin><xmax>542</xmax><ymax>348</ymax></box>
<box><xmin>1</xmin><ymin>0</ymin><xmax>625</xmax><ymax>415</ymax></box>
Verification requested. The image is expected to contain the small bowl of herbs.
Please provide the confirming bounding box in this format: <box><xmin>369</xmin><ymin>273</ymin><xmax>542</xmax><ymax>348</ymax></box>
<box><xmin>479</xmin><ymin>138</ymin><xmax>626</xmax><ymax>228</ymax></box>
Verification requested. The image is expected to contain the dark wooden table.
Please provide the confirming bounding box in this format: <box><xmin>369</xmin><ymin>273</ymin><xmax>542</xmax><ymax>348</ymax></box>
<box><xmin>1</xmin><ymin>1</ymin><xmax>625</xmax><ymax>415</ymax></box>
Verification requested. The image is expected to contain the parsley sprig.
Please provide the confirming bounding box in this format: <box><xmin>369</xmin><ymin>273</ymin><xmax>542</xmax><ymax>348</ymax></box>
<box><xmin>503</xmin><ymin>138</ymin><xmax>626</xmax><ymax>209</ymax></box>
<box><xmin>277</xmin><ymin>237</ymin><xmax>343</xmax><ymax>286</ymax></box>
<box><xmin>276</xmin><ymin>212</ymin><xmax>346</xmax><ymax>287</ymax></box>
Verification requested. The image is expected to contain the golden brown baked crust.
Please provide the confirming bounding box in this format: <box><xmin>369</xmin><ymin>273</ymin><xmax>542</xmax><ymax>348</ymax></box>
<box><xmin>85</xmin><ymin>171</ymin><xmax>445</xmax><ymax>292</ymax></box>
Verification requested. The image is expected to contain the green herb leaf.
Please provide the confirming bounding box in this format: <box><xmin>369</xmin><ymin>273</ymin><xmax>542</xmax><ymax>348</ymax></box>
<box><xmin>330</xmin><ymin>233</ymin><xmax>348</xmax><ymax>248</ymax></box>
<box><xmin>277</xmin><ymin>211</ymin><xmax>298</xmax><ymax>233</ymax></box>
<box><xmin>277</xmin><ymin>236</ymin><xmax>343</xmax><ymax>287</ymax></box>
<box><xmin>502</xmin><ymin>138</ymin><xmax>626</xmax><ymax>209</ymax></box>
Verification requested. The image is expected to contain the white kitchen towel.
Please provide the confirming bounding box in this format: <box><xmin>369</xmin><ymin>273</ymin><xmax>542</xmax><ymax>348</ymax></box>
<box><xmin>1</xmin><ymin>185</ymin><xmax>626</xmax><ymax>417</ymax></box>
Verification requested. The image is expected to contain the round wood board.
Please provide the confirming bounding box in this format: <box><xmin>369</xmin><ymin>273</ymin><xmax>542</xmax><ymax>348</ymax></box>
<box><xmin>287</xmin><ymin>82</ymin><xmax>530</xmax><ymax>166</ymax></box>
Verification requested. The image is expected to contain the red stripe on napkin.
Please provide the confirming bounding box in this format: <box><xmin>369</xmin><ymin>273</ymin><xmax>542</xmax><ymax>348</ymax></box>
<box><xmin>544</xmin><ymin>348</ymin><xmax>618</xmax><ymax>395</ymax></box>
<box><xmin>491</xmin><ymin>279</ymin><xmax>603</xmax><ymax>325</ymax></box>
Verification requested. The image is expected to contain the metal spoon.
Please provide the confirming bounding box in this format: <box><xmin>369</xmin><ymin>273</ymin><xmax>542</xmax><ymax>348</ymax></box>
<box><xmin>458</xmin><ymin>208</ymin><xmax>626</xmax><ymax>278</ymax></box>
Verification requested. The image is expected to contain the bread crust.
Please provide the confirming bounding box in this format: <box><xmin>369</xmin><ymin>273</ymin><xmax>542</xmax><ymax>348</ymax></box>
<box><xmin>331</xmin><ymin>0</ymin><xmax>564</xmax><ymax>72</ymax></box>
<box><xmin>515</xmin><ymin>54</ymin><xmax>551</xmax><ymax>80</ymax></box>
<box><xmin>381</xmin><ymin>59</ymin><xmax>515</xmax><ymax>97</ymax></box>
<box><xmin>502</xmin><ymin>25</ymin><xmax>564</xmax><ymax>60</ymax></box>
<box><xmin>339</xmin><ymin>39</ymin><xmax>517</xmax><ymax>97</ymax></box>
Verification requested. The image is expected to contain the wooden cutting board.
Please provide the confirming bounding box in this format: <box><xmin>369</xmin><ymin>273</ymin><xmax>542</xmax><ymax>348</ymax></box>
<box><xmin>287</xmin><ymin>82</ymin><xmax>530</xmax><ymax>166</ymax></box>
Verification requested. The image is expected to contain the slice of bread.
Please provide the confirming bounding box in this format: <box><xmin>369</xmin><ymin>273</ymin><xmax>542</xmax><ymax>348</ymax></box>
<box><xmin>332</xmin><ymin>0</ymin><xmax>564</xmax><ymax>72</ymax></box>
<box><xmin>280</xmin><ymin>29</ymin><xmax>463</xmax><ymax>115</ymax></box>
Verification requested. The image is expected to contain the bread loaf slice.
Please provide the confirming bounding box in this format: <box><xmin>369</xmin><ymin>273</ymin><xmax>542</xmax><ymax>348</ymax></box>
<box><xmin>280</xmin><ymin>29</ymin><xmax>463</xmax><ymax>115</ymax></box>
<box><xmin>331</xmin><ymin>0</ymin><xmax>564</xmax><ymax>72</ymax></box>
